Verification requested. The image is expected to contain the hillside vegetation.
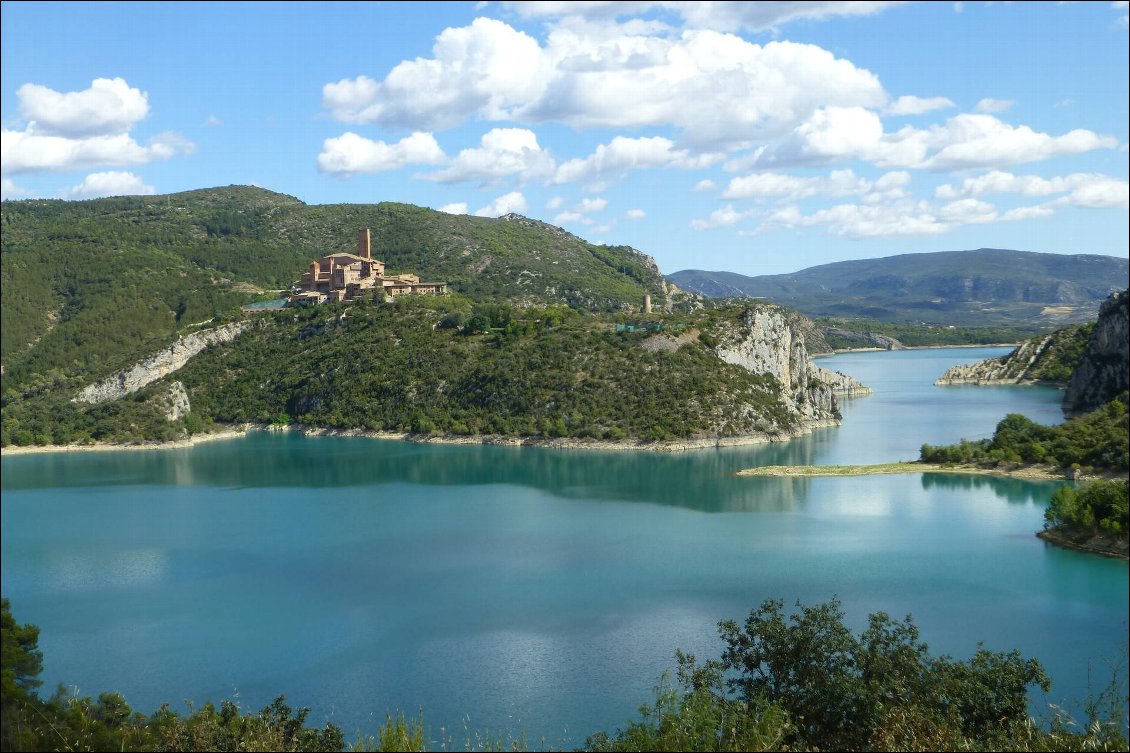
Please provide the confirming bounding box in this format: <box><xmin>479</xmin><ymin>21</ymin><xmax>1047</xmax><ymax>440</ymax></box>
<box><xmin>1</xmin><ymin>187</ymin><xmax>683</xmax><ymax>402</ymax></box>
<box><xmin>669</xmin><ymin>249</ymin><xmax>1126</xmax><ymax>325</ymax></box>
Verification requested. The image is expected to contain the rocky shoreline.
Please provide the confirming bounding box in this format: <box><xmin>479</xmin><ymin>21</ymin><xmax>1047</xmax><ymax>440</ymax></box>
<box><xmin>0</xmin><ymin>418</ymin><xmax>842</xmax><ymax>457</ymax></box>
<box><xmin>1037</xmin><ymin>527</ymin><xmax>1129</xmax><ymax>560</ymax></box>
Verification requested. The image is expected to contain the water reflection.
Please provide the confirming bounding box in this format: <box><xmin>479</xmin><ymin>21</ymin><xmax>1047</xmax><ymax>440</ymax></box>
<box><xmin>4</xmin><ymin>430</ymin><xmax>1068</xmax><ymax>515</ymax></box>
<box><xmin>919</xmin><ymin>472</ymin><xmax>1062</xmax><ymax>504</ymax></box>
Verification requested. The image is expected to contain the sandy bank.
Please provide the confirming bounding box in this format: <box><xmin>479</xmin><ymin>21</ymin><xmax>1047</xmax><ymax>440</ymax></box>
<box><xmin>736</xmin><ymin>461</ymin><xmax>1085</xmax><ymax>481</ymax></box>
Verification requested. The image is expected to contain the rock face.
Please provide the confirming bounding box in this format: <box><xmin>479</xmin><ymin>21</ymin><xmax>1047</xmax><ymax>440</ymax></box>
<box><xmin>713</xmin><ymin>306</ymin><xmax>858</xmax><ymax>423</ymax></box>
<box><xmin>1063</xmin><ymin>290</ymin><xmax>1129</xmax><ymax>416</ymax></box>
<box><xmin>75</xmin><ymin>322</ymin><xmax>249</xmax><ymax>404</ymax></box>
<box><xmin>814</xmin><ymin>367</ymin><xmax>873</xmax><ymax>397</ymax></box>
<box><xmin>934</xmin><ymin>336</ymin><xmax>1058</xmax><ymax>385</ymax></box>
<box><xmin>151</xmin><ymin>381</ymin><xmax>191</xmax><ymax>421</ymax></box>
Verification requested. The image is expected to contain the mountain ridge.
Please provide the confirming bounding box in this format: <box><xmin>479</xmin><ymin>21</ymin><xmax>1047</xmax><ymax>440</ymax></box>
<box><xmin>669</xmin><ymin>248</ymin><xmax>1127</xmax><ymax>325</ymax></box>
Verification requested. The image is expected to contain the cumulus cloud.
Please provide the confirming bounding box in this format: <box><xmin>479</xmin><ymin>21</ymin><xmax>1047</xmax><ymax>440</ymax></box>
<box><xmin>426</xmin><ymin>128</ymin><xmax>554</xmax><ymax>184</ymax></box>
<box><xmin>502</xmin><ymin>2</ymin><xmax>907</xmax><ymax>32</ymax></box>
<box><xmin>690</xmin><ymin>205</ymin><xmax>752</xmax><ymax>229</ymax></box>
<box><xmin>2</xmin><ymin>78</ymin><xmax>192</xmax><ymax>176</ymax></box>
<box><xmin>474</xmin><ymin>190</ymin><xmax>528</xmax><ymax>217</ymax></box>
<box><xmin>553</xmin><ymin>210</ymin><xmax>586</xmax><ymax>225</ymax></box>
<box><xmin>322</xmin><ymin>18</ymin><xmax>550</xmax><ymax>131</ymax></box>
<box><xmin>545</xmin><ymin>195</ymin><xmax>566</xmax><ymax>209</ymax></box>
<box><xmin>61</xmin><ymin>171</ymin><xmax>155</xmax><ymax>200</ymax></box>
<box><xmin>1</xmin><ymin>129</ymin><xmax>192</xmax><ymax>175</ymax></box>
<box><xmin>317</xmin><ymin>131</ymin><xmax>445</xmax><ymax>175</ymax></box>
<box><xmin>759</xmin><ymin>200</ymin><xmax>949</xmax><ymax>238</ymax></box>
<box><xmin>576</xmin><ymin>197</ymin><xmax>607</xmax><ymax>213</ymax></box>
<box><xmin>438</xmin><ymin>202</ymin><xmax>468</xmax><ymax>214</ymax></box>
<box><xmin>692</xmin><ymin>179</ymin><xmax>717</xmax><ymax>192</ymax></box>
<box><xmin>1</xmin><ymin>177</ymin><xmax>32</xmax><ymax>199</ymax></box>
<box><xmin>722</xmin><ymin>169</ymin><xmax>911</xmax><ymax>204</ymax></box>
<box><xmin>919</xmin><ymin>115</ymin><xmax>1118</xmax><ymax>171</ymax></box>
<box><xmin>745</xmin><ymin>109</ymin><xmax>1117</xmax><ymax>171</ymax></box>
<box><xmin>17</xmin><ymin>78</ymin><xmax>149</xmax><ymax>138</ymax></box>
<box><xmin>554</xmin><ymin>135</ymin><xmax>722</xmax><ymax>184</ymax></box>
<box><xmin>884</xmin><ymin>95</ymin><xmax>955</xmax><ymax>115</ymax></box>
<box><xmin>324</xmin><ymin>20</ymin><xmax>887</xmax><ymax>147</ymax></box>
<box><xmin>936</xmin><ymin>170</ymin><xmax>1129</xmax><ymax>208</ymax></box>
<box><xmin>625</xmin><ymin>208</ymin><xmax>646</xmax><ymax>219</ymax></box>
<box><xmin>973</xmin><ymin>98</ymin><xmax>1015</xmax><ymax>114</ymax></box>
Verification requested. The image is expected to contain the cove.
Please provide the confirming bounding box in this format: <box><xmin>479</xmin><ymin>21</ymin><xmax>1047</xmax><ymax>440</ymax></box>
<box><xmin>2</xmin><ymin>347</ymin><xmax>1127</xmax><ymax>747</ymax></box>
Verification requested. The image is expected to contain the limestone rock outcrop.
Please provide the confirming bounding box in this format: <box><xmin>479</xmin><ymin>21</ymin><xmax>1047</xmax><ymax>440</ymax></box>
<box><xmin>75</xmin><ymin>322</ymin><xmax>249</xmax><ymax>404</ymax></box>
<box><xmin>1063</xmin><ymin>290</ymin><xmax>1129</xmax><ymax>416</ymax></box>
<box><xmin>813</xmin><ymin>367</ymin><xmax>873</xmax><ymax>397</ymax></box>
<box><xmin>934</xmin><ymin>336</ymin><xmax>1058</xmax><ymax>385</ymax></box>
<box><xmin>713</xmin><ymin>305</ymin><xmax>865</xmax><ymax>423</ymax></box>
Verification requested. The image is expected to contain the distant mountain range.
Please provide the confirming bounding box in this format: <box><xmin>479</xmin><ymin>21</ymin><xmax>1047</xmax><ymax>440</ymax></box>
<box><xmin>668</xmin><ymin>249</ymin><xmax>1129</xmax><ymax>325</ymax></box>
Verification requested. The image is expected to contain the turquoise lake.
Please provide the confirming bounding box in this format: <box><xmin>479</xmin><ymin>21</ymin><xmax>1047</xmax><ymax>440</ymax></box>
<box><xmin>2</xmin><ymin>347</ymin><xmax>1127</xmax><ymax>747</ymax></box>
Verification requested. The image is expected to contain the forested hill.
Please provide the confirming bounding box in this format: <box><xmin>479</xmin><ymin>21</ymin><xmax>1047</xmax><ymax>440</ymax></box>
<box><xmin>668</xmin><ymin>249</ymin><xmax>1127</xmax><ymax>326</ymax></box>
<box><xmin>1</xmin><ymin>186</ymin><xmax>679</xmax><ymax>394</ymax></box>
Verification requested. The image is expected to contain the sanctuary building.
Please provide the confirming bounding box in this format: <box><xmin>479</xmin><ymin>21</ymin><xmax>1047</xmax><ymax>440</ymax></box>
<box><xmin>288</xmin><ymin>229</ymin><xmax>447</xmax><ymax>305</ymax></box>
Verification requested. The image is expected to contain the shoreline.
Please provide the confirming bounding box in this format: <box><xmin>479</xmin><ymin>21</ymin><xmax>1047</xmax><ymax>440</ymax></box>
<box><xmin>814</xmin><ymin>342</ymin><xmax>1022</xmax><ymax>356</ymax></box>
<box><xmin>736</xmin><ymin>461</ymin><xmax>1100</xmax><ymax>482</ymax></box>
<box><xmin>1036</xmin><ymin>528</ymin><xmax>1129</xmax><ymax>560</ymax></box>
<box><xmin>0</xmin><ymin>418</ymin><xmax>841</xmax><ymax>457</ymax></box>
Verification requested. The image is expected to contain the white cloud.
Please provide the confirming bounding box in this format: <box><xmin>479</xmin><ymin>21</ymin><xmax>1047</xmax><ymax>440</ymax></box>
<box><xmin>2</xmin><ymin>78</ymin><xmax>192</xmax><ymax>176</ymax></box>
<box><xmin>502</xmin><ymin>2</ymin><xmax>907</xmax><ymax>32</ymax></box>
<box><xmin>692</xmin><ymin>179</ymin><xmax>717</xmax><ymax>192</ymax></box>
<box><xmin>690</xmin><ymin>205</ymin><xmax>751</xmax><ymax>229</ymax></box>
<box><xmin>474</xmin><ymin>190</ymin><xmax>528</xmax><ymax>217</ymax></box>
<box><xmin>747</xmin><ymin>110</ymin><xmax>1118</xmax><ymax>172</ymax></box>
<box><xmin>554</xmin><ymin>135</ymin><xmax>722</xmax><ymax>184</ymax></box>
<box><xmin>576</xmin><ymin>197</ymin><xmax>607</xmax><ymax>213</ymax></box>
<box><xmin>625</xmin><ymin>208</ymin><xmax>646</xmax><ymax>219</ymax></box>
<box><xmin>760</xmin><ymin>200</ymin><xmax>949</xmax><ymax>238</ymax></box>
<box><xmin>324</xmin><ymin>20</ymin><xmax>887</xmax><ymax>147</ymax></box>
<box><xmin>204</xmin><ymin>115</ymin><xmax>222</xmax><ymax>126</ymax></box>
<box><xmin>545</xmin><ymin>195</ymin><xmax>565</xmax><ymax>209</ymax></box>
<box><xmin>61</xmin><ymin>171</ymin><xmax>155</xmax><ymax>200</ymax></box>
<box><xmin>438</xmin><ymin>202</ymin><xmax>468</xmax><ymax>214</ymax></box>
<box><xmin>722</xmin><ymin>169</ymin><xmax>910</xmax><ymax>203</ymax></box>
<box><xmin>884</xmin><ymin>95</ymin><xmax>955</xmax><ymax>115</ymax></box>
<box><xmin>322</xmin><ymin>18</ymin><xmax>550</xmax><ymax>131</ymax></box>
<box><xmin>920</xmin><ymin>115</ymin><xmax>1119</xmax><ymax>171</ymax></box>
<box><xmin>937</xmin><ymin>198</ymin><xmax>997</xmax><ymax>224</ymax></box>
<box><xmin>553</xmin><ymin>210</ymin><xmax>585</xmax><ymax>225</ymax></box>
<box><xmin>426</xmin><ymin>127</ymin><xmax>555</xmax><ymax>184</ymax></box>
<box><xmin>17</xmin><ymin>78</ymin><xmax>149</xmax><ymax>138</ymax></box>
<box><xmin>1</xmin><ymin>178</ymin><xmax>32</xmax><ymax>199</ymax></box>
<box><xmin>973</xmin><ymin>98</ymin><xmax>1015</xmax><ymax>114</ymax></box>
<box><xmin>316</xmin><ymin>131</ymin><xmax>445</xmax><ymax>175</ymax></box>
<box><xmin>1</xmin><ymin>129</ymin><xmax>192</xmax><ymax>175</ymax></box>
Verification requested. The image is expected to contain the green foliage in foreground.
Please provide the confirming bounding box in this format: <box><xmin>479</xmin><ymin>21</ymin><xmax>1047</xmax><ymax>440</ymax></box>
<box><xmin>4</xmin><ymin>597</ymin><xmax>1127</xmax><ymax>752</ymax></box>
<box><xmin>1045</xmin><ymin>480</ymin><xmax>1130</xmax><ymax>537</ymax></box>
<box><xmin>920</xmin><ymin>393</ymin><xmax>1129</xmax><ymax>471</ymax></box>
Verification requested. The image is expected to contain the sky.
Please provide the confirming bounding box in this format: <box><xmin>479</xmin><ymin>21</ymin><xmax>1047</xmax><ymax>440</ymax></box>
<box><xmin>2</xmin><ymin>1</ymin><xmax>1128</xmax><ymax>277</ymax></box>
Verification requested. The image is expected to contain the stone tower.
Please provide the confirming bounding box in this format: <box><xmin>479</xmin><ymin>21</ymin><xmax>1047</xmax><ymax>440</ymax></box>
<box><xmin>358</xmin><ymin>228</ymin><xmax>371</xmax><ymax>259</ymax></box>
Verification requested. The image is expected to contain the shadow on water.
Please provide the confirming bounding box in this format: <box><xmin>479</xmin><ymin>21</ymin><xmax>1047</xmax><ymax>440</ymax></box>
<box><xmin>3</xmin><ymin>428</ymin><xmax>1061</xmax><ymax>514</ymax></box>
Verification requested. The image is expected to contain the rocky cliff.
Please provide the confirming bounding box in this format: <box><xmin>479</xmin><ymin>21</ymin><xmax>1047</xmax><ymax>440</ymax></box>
<box><xmin>813</xmin><ymin>367</ymin><xmax>873</xmax><ymax>397</ymax></box>
<box><xmin>712</xmin><ymin>305</ymin><xmax>856</xmax><ymax>423</ymax></box>
<box><xmin>75</xmin><ymin>322</ymin><xmax>250</xmax><ymax>404</ymax></box>
<box><xmin>1063</xmin><ymin>290</ymin><xmax>1129</xmax><ymax>416</ymax></box>
<box><xmin>934</xmin><ymin>324</ymin><xmax>1090</xmax><ymax>386</ymax></box>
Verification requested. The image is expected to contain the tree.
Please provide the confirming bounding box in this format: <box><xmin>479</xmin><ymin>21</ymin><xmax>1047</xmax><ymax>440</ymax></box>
<box><xmin>1</xmin><ymin>596</ymin><xmax>43</xmax><ymax>703</ymax></box>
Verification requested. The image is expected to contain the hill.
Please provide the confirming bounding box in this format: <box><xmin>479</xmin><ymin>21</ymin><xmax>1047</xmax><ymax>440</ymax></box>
<box><xmin>668</xmin><ymin>249</ymin><xmax>1127</xmax><ymax>326</ymax></box>
<box><xmin>1</xmin><ymin>186</ymin><xmax>688</xmax><ymax>399</ymax></box>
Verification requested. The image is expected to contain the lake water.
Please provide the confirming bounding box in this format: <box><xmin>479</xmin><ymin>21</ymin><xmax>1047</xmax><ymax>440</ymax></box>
<box><xmin>2</xmin><ymin>347</ymin><xmax>1127</xmax><ymax>747</ymax></box>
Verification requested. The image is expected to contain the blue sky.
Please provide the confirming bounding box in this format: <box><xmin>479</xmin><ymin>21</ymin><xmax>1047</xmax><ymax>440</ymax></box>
<box><xmin>2</xmin><ymin>1</ymin><xmax>1128</xmax><ymax>276</ymax></box>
